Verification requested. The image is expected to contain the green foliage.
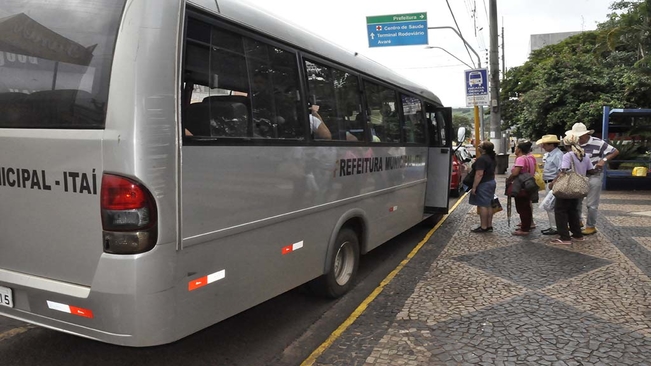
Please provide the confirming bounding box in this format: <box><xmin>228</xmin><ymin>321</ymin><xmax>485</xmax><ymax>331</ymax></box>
<box><xmin>501</xmin><ymin>0</ymin><xmax>651</xmax><ymax>141</ymax></box>
<box><xmin>452</xmin><ymin>110</ymin><xmax>473</xmax><ymax>140</ymax></box>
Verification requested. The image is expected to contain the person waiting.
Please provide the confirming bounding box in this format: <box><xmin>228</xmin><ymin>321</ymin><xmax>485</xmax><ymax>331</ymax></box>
<box><xmin>564</xmin><ymin>123</ymin><xmax>618</xmax><ymax>236</ymax></box>
<box><xmin>536</xmin><ymin>135</ymin><xmax>563</xmax><ymax>235</ymax></box>
<box><xmin>309</xmin><ymin>104</ymin><xmax>332</xmax><ymax>140</ymax></box>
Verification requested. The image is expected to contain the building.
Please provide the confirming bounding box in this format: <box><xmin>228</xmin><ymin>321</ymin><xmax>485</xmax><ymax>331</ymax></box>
<box><xmin>530</xmin><ymin>31</ymin><xmax>583</xmax><ymax>53</ymax></box>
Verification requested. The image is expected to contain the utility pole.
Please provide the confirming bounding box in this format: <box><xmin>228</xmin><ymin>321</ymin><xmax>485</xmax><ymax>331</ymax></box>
<box><xmin>489</xmin><ymin>0</ymin><xmax>503</xmax><ymax>154</ymax></box>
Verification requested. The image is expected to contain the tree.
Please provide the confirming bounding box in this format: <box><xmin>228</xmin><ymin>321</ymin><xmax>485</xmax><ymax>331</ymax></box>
<box><xmin>500</xmin><ymin>0</ymin><xmax>651</xmax><ymax>140</ymax></box>
<box><xmin>452</xmin><ymin>113</ymin><xmax>472</xmax><ymax>140</ymax></box>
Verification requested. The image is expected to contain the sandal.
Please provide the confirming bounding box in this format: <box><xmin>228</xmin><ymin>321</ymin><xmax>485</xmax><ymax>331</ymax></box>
<box><xmin>517</xmin><ymin>223</ymin><xmax>536</xmax><ymax>229</ymax></box>
<box><xmin>512</xmin><ymin>230</ymin><xmax>529</xmax><ymax>236</ymax></box>
<box><xmin>550</xmin><ymin>239</ymin><xmax>572</xmax><ymax>245</ymax></box>
<box><xmin>471</xmin><ymin>226</ymin><xmax>490</xmax><ymax>233</ymax></box>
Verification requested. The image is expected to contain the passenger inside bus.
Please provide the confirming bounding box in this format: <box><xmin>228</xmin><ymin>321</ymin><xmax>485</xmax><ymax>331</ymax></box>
<box><xmin>309</xmin><ymin>104</ymin><xmax>332</xmax><ymax>140</ymax></box>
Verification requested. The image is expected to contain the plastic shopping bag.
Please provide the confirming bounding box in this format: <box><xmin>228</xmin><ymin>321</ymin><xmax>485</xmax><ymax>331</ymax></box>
<box><xmin>539</xmin><ymin>190</ymin><xmax>556</xmax><ymax>212</ymax></box>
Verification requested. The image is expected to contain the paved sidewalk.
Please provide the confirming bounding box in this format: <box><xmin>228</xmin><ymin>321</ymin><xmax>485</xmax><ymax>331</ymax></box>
<box><xmin>312</xmin><ymin>184</ymin><xmax>651</xmax><ymax>366</ymax></box>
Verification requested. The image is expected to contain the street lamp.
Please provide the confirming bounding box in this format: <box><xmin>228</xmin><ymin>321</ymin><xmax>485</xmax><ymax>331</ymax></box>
<box><xmin>427</xmin><ymin>26</ymin><xmax>481</xmax><ymax>68</ymax></box>
<box><xmin>427</xmin><ymin>26</ymin><xmax>483</xmax><ymax>152</ymax></box>
<box><xmin>423</xmin><ymin>46</ymin><xmax>473</xmax><ymax>69</ymax></box>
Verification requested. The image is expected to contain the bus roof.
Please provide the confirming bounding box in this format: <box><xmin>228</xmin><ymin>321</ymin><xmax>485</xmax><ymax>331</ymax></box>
<box><xmin>211</xmin><ymin>0</ymin><xmax>442</xmax><ymax>105</ymax></box>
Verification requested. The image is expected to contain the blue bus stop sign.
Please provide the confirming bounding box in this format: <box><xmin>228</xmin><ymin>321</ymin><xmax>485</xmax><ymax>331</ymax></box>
<box><xmin>366</xmin><ymin>12</ymin><xmax>428</xmax><ymax>48</ymax></box>
<box><xmin>465</xmin><ymin>68</ymin><xmax>489</xmax><ymax>107</ymax></box>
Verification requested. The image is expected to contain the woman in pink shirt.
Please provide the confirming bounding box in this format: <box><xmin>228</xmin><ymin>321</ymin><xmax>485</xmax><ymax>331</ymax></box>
<box><xmin>506</xmin><ymin>141</ymin><xmax>537</xmax><ymax>235</ymax></box>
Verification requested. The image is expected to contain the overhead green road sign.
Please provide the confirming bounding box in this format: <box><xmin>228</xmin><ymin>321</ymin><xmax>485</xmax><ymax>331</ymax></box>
<box><xmin>366</xmin><ymin>13</ymin><xmax>427</xmax><ymax>24</ymax></box>
<box><xmin>366</xmin><ymin>12</ymin><xmax>428</xmax><ymax>48</ymax></box>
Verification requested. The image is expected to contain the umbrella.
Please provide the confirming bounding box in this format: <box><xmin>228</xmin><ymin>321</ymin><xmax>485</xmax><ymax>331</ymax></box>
<box><xmin>507</xmin><ymin>195</ymin><xmax>512</xmax><ymax>227</ymax></box>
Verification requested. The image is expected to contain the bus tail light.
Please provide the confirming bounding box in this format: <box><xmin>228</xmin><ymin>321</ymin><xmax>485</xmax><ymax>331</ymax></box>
<box><xmin>100</xmin><ymin>174</ymin><xmax>158</xmax><ymax>254</ymax></box>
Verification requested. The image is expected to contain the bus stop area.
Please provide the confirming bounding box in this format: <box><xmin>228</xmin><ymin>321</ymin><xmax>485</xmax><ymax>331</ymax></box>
<box><xmin>307</xmin><ymin>180</ymin><xmax>651</xmax><ymax>365</ymax></box>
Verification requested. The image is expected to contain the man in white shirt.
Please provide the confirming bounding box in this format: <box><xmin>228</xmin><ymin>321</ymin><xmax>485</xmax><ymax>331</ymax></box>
<box><xmin>566</xmin><ymin>123</ymin><xmax>619</xmax><ymax>235</ymax></box>
<box><xmin>537</xmin><ymin>134</ymin><xmax>564</xmax><ymax>235</ymax></box>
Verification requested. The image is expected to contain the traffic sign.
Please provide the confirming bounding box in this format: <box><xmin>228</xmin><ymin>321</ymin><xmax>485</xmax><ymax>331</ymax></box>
<box><xmin>366</xmin><ymin>12</ymin><xmax>428</xmax><ymax>48</ymax></box>
<box><xmin>465</xmin><ymin>68</ymin><xmax>489</xmax><ymax>107</ymax></box>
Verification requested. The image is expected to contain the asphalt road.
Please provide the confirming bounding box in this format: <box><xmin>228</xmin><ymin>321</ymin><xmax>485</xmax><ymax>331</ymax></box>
<box><xmin>0</xmin><ymin>205</ymin><xmax>455</xmax><ymax>365</ymax></box>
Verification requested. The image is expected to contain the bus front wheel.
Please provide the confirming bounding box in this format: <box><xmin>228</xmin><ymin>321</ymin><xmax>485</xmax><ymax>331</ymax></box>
<box><xmin>310</xmin><ymin>227</ymin><xmax>359</xmax><ymax>298</ymax></box>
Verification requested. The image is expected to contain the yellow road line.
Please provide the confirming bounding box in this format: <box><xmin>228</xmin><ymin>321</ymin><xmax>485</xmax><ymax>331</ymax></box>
<box><xmin>300</xmin><ymin>194</ymin><xmax>467</xmax><ymax>366</ymax></box>
<box><xmin>0</xmin><ymin>326</ymin><xmax>33</xmax><ymax>342</ymax></box>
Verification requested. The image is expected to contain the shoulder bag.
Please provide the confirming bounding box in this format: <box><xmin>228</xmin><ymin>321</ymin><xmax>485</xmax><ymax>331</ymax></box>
<box><xmin>552</xmin><ymin>157</ymin><xmax>589</xmax><ymax>199</ymax></box>
<box><xmin>462</xmin><ymin>168</ymin><xmax>475</xmax><ymax>188</ymax></box>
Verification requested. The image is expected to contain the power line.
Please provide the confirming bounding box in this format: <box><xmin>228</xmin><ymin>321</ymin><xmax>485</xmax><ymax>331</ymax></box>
<box><xmin>445</xmin><ymin>0</ymin><xmax>475</xmax><ymax>68</ymax></box>
<box><xmin>392</xmin><ymin>64</ymin><xmax>470</xmax><ymax>70</ymax></box>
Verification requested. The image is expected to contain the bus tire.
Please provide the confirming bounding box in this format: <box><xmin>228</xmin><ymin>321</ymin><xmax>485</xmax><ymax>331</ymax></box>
<box><xmin>310</xmin><ymin>227</ymin><xmax>359</xmax><ymax>298</ymax></box>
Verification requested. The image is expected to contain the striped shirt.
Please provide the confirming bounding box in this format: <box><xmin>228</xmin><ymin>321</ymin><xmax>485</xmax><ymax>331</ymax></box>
<box><xmin>580</xmin><ymin>136</ymin><xmax>616</xmax><ymax>165</ymax></box>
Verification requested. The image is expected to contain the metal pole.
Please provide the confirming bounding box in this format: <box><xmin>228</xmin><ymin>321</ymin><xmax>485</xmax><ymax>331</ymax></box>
<box><xmin>501</xmin><ymin>24</ymin><xmax>506</xmax><ymax>79</ymax></box>
<box><xmin>489</xmin><ymin>0</ymin><xmax>502</xmax><ymax>154</ymax></box>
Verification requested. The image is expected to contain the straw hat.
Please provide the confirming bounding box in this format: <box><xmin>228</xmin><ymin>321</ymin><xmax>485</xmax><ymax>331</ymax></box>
<box><xmin>565</xmin><ymin>122</ymin><xmax>594</xmax><ymax>137</ymax></box>
<box><xmin>536</xmin><ymin>134</ymin><xmax>561</xmax><ymax>145</ymax></box>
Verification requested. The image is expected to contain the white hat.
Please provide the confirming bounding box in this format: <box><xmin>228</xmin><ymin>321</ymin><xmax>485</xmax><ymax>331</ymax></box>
<box><xmin>565</xmin><ymin>122</ymin><xmax>594</xmax><ymax>137</ymax></box>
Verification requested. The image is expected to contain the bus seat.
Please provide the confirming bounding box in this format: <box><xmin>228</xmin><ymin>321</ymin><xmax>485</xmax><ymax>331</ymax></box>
<box><xmin>185</xmin><ymin>102</ymin><xmax>211</xmax><ymax>136</ymax></box>
<box><xmin>202</xmin><ymin>96</ymin><xmax>250</xmax><ymax>137</ymax></box>
<box><xmin>0</xmin><ymin>92</ymin><xmax>28</xmax><ymax>127</ymax></box>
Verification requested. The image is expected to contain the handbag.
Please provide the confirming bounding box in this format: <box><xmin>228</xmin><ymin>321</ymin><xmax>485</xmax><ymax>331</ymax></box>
<box><xmin>507</xmin><ymin>172</ymin><xmax>537</xmax><ymax>198</ymax></box>
<box><xmin>462</xmin><ymin>168</ymin><xmax>475</xmax><ymax>188</ymax></box>
<box><xmin>552</xmin><ymin>158</ymin><xmax>589</xmax><ymax>199</ymax></box>
<box><xmin>476</xmin><ymin>195</ymin><xmax>502</xmax><ymax>215</ymax></box>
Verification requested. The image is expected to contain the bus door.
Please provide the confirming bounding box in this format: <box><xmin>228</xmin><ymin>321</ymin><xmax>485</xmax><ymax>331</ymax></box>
<box><xmin>424</xmin><ymin>104</ymin><xmax>452</xmax><ymax>213</ymax></box>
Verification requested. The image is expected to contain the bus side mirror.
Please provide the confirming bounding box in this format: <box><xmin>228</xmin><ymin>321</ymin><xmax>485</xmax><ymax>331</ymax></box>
<box><xmin>456</xmin><ymin>127</ymin><xmax>466</xmax><ymax>145</ymax></box>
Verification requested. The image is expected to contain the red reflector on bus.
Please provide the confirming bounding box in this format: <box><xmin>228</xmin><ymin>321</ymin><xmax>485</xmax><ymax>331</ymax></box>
<box><xmin>69</xmin><ymin>306</ymin><xmax>94</xmax><ymax>319</ymax></box>
<box><xmin>47</xmin><ymin>301</ymin><xmax>94</xmax><ymax>319</ymax></box>
<box><xmin>188</xmin><ymin>276</ymin><xmax>208</xmax><ymax>291</ymax></box>
<box><xmin>188</xmin><ymin>270</ymin><xmax>226</xmax><ymax>291</ymax></box>
<box><xmin>282</xmin><ymin>241</ymin><xmax>304</xmax><ymax>255</ymax></box>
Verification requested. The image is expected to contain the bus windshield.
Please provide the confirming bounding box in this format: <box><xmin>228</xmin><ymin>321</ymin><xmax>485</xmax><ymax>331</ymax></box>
<box><xmin>0</xmin><ymin>0</ymin><xmax>127</xmax><ymax>129</ymax></box>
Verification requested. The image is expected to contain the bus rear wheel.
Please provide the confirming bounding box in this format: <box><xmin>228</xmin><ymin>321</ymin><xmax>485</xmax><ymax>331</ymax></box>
<box><xmin>310</xmin><ymin>227</ymin><xmax>359</xmax><ymax>298</ymax></box>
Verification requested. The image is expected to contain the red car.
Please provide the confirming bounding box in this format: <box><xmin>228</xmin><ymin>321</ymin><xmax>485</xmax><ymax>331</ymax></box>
<box><xmin>450</xmin><ymin>146</ymin><xmax>473</xmax><ymax>197</ymax></box>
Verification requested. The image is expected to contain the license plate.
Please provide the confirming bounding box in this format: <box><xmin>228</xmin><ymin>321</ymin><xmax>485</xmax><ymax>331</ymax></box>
<box><xmin>0</xmin><ymin>286</ymin><xmax>13</xmax><ymax>308</ymax></box>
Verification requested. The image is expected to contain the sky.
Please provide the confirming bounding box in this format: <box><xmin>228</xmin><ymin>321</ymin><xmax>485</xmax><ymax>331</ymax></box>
<box><xmin>245</xmin><ymin>0</ymin><xmax>616</xmax><ymax>108</ymax></box>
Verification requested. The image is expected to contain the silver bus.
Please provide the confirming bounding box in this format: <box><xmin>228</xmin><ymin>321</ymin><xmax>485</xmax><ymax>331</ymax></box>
<box><xmin>0</xmin><ymin>0</ymin><xmax>453</xmax><ymax>346</ymax></box>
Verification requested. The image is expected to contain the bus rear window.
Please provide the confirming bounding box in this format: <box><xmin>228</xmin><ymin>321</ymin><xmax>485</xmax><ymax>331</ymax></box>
<box><xmin>0</xmin><ymin>0</ymin><xmax>126</xmax><ymax>129</ymax></box>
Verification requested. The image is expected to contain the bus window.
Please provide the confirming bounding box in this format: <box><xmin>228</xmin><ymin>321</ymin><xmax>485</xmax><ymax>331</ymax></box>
<box><xmin>401</xmin><ymin>95</ymin><xmax>426</xmax><ymax>144</ymax></box>
<box><xmin>182</xmin><ymin>19</ymin><xmax>304</xmax><ymax>140</ymax></box>
<box><xmin>425</xmin><ymin>102</ymin><xmax>442</xmax><ymax>147</ymax></box>
<box><xmin>363</xmin><ymin>81</ymin><xmax>400</xmax><ymax>143</ymax></box>
<box><xmin>0</xmin><ymin>1</ymin><xmax>126</xmax><ymax>129</ymax></box>
<box><xmin>304</xmin><ymin>60</ymin><xmax>363</xmax><ymax>141</ymax></box>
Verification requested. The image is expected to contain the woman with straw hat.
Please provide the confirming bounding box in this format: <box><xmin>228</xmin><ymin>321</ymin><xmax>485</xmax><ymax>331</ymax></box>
<box><xmin>549</xmin><ymin>134</ymin><xmax>594</xmax><ymax>245</ymax></box>
<box><xmin>565</xmin><ymin>122</ymin><xmax>619</xmax><ymax>236</ymax></box>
